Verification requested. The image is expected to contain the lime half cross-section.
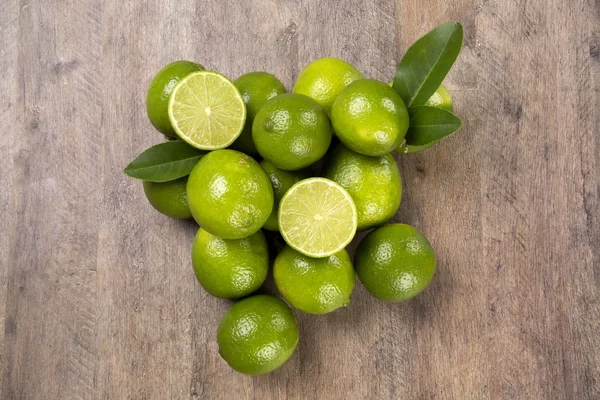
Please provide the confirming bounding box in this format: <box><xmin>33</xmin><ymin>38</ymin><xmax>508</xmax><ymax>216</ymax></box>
<box><xmin>168</xmin><ymin>71</ymin><xmax>246</xmax><ymax>150</ymax></box>
<box><xmin>278</xmin><ymin>178</ymin><xmax>357</xmax><ymax>258</ymax></box>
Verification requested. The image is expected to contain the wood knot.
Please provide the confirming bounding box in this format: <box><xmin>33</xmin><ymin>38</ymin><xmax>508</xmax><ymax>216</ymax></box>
<box><xmin>52</xmin><ymin>59</ymin><xmax>80</xmax><ymax>76</ymax></box>
<box><xmin>415</xmin><ymin>164</ymin><xmax>425</xmax><ymax>176</ymax></box>
<box><xmin>590</xmin><ymin>43</ymin><xmax>599</xmax><ymax>60</ymax></box>
<box><xmin>503</xmin><ymin>99</ymin><xmax>523</xmax><ymax>121</ymax></box>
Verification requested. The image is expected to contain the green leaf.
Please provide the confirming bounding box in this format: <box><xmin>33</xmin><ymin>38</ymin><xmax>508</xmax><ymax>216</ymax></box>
<box><xmin>393</xmin><ymin>22</ymin><xmax>463</xmax><ymax>108</ymax></box>
<box><xmin>124</xmin><ymin>141</ymin><xmax>205</xmax><ymax>182</ymax></box>
<box><xmin>398</xmin><ymin>106</ymin><xmax>461</xmax><ymax>153</ymax></box>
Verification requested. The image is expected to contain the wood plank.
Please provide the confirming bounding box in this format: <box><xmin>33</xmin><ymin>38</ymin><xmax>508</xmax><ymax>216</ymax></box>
<box><xmin>475</xmin><ymin>0</ymin><xmax>600</xmax><ymax>397</ymax></box>
<box><xmin>1</xmin><ymin>0</ymin><xmax>599</xmax><ymax>398</ymax></box>
<box><xmin>3</xmin><ymin>0</ymin><xmax>104</xmax><ymax>397</ymax></box>
<box><xmin>0</xmin><ymin>0</ymin><xmax>20</xmax><ymax>396</ymax></box>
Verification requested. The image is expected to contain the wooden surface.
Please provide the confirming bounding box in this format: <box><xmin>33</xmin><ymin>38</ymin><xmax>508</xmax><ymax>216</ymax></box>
<box><xmin>1</xmin><ymin>0</ymin><xmax>599</xmax><ymax>398</ymax></box>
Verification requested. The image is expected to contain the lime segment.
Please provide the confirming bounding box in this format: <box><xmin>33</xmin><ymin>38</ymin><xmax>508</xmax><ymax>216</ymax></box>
<box><xmin>168</xmin><ymin>71</ymin><xmax>246</xmax><ymax>150</ymax></box>
<box><xmin>278</xmin><ymin>178</ymin><xmax>357</xmax><ymax>258</ymax></box>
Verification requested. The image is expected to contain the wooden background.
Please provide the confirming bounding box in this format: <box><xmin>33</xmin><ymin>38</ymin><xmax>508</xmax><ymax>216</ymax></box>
<box><xmin>1</xmin><ymin>0</ymin><xmax>599</xmax><ymax>398</ymax></box>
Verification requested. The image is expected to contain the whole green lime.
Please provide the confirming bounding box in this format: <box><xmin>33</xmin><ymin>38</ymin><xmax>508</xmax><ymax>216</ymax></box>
<box><xmin>273</xmin><ymin>246</ymin><xmax>355</xmax><ymax>314</ymax></box>
<box><xmin>324</xmin><ymin>143</ymin><xmax>401</xmax><ymax>231</ymax></box>
<box><xmin>231</xmin><ymin>72</ymin><xmax>287</xmax><ymax>157</ymax></box>
<box><xmin>146</xmin><ymin>60</ymin><xmax>204</xmax><ymax>138</ymax></box>
<box><xmin>331</xmin><ymin>79</ymin><xmax>409</xmax><ymax>156</ymax></box>
<box><xmin>292</xmin><ymin>57</ymin><xmax>364</xmax><ymax>114</ymax></box>
<box><xmin>143</xmin><ymin>176</ymin><xmax>192</xmax><ymax>219</ymax></box>
<box><xmin>191</xmin><ymin>228</ymin><xmax>268</xmax><ymax>299</ymax></box>
<box><xmin>260</xmin><ymin>160</ymin><xmax>309</xmax><ymax>231</ymax></box>
<box><xmin>186</xmin><ymin>150</ymin><xmax>273</xmax><ymax>239</ymax></box>
<box><xmin>355</xmin><ymin>224</ymin><xmax>436</xmax><ymax>302</ymax></box>
<box><xmin>396</xmin><ymin>84</ymin><xmax>454</xmax><ymax>154</ymax></box>
<box><xmin>217</xmin><ymin>295</ymin><xmax>299</xmax><ymax>375</ymax></box>
<box><xmin>252</xmin><ymin>93</ymin><xmax>332</xmax><ymax>171</ymax></box>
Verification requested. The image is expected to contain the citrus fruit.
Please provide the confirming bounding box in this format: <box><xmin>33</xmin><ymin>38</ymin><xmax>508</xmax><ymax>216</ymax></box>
<box><xmin>252</xmin><ymin>93</ymin><xmax>332</xmax><ymax>171</ymax></box>
<box><xmin>191</xmin><ymin>227</ymin><xmax>268</xmax><ymax>299</ymax></box>
<box><xmin>396</xmin><ymin>84</ymin><xmax>454</xmax><ymax>154</ymax></box>
<box><xmin>292</xmin><ymin>57</ymin><xmax>364</xmax><ymax>114</ymax></box>
<box><xmin>324</xmin><ymin>143</ymin><xmax>401</xmax><ymax>231</ymax></box>
<box><xmin>217</xmin><ymin>295</ymin><xmax>299</xmax><ymax>375</ymax></box>
<box><xmin>142</xmin><ymin>176</ymin><xmax>192</xmax><ymax>219</ymax></box>
<box><xmin>168</xmin><ymin>71</ymin><xmax>246</xmax><ymax>150</ymax></box>
<box><xmin>231</xmin><ymin>72</ymin><xmax>287</xmax><ymax>157</ymax></box>
<box><xmin>425</xmin><ymin>84</ymin><xmax>453</xmax><ymax>111</ymax></box>
<box><xmin>260</xmin><ymin>160</ymin><xmax>310</xmax><ymax>231</ymax></box>
<box><xmin>278</xmin><ymin>178</ymin><xmax>357</xmax><ymax>258</ymax></box>
<box><xmin>264</xmin><ymin>230</ymin><xmax>287</xmax><ymax>263</ymax></box>
<box><xmin>331</xmin><ymin>79</ymin><xmax>409</xmax><ymax>156</ymax></box>
<box><xmin>388</xmin><ymin>81</ymin><xmax>453</xmax><ymax>111</ymax></box>
<box><xmin>273</xmin><ymin>246</ymin><xmax>355</xmax><ymax>314</ymax></box>
<box><xmin>354</xmin><ymin>224</ymin><xmax>436</xmax><ymax>302</ymax></box>
<box><xmin>186</xmin><ymin>150</ymin><xmax>273</xmax><ymax>239</ymax></box>
<box><xmin>146</xmin><ymin>61</ymin><xmax>204</xmax><ymax>138</ymax></box>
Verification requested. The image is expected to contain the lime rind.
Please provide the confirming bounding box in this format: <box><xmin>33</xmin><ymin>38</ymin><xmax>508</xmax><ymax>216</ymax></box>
<box><xmin>168</xmin><ymin>71</ymin><xmax>246</xmax><ymax>150</ymax></box>
<box><xmin>278</xmin><ymin>178</ymin><xmax>357</xmax><ymax>258</ymax></box>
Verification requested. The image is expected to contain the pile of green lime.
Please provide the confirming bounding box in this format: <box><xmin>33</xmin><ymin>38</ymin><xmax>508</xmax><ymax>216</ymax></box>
<box><xmin>124</xmin><ymin>22</ymin><xmax>464</xmax><ymax>375</ymax></box>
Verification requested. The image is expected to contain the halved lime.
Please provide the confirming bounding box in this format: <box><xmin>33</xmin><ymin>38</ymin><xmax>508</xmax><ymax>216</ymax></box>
<box><xmin>168</xmin><ymin>71</ymin><xmax>246</xmax><ymax>150</ymax></box>
<box><xmin>278</xmin><ymin>178</ymin><xmax>357</xmax><ymax>258</ymax></box>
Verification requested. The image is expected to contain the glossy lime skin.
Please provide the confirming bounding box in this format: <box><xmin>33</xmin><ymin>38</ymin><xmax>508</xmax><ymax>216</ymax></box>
<box><xmin>260</xmin><ymin>160</ymin><xmax>310</xmax><ymax>231</ymax></box>
<box><xmin>143</xmin><ymin>176</ymin><xmax>192</xmax><ymax>219</ymax></box>
<box><xmin>355</xmin><ymin>224</ymin><xmax>436</xmax><ymax>302</ymax></box>
<box><xmin>231</xmin><ymin>72</ymin><xmax>287</xmax><ymax>157</ymax></box>
<box><xmin>187</xmin><ymin>150</ymin><xmax>273</xmax><ymax>239</ymax></box>
<box><xmin>252</xmin><ymin>93</ymin><xmax>332</xmax><ymax>171</ymax></box>
<box><xmin>273</xmin><ymin>246</ymin><xmax>355</xmax><ymax>314</ymax></box>
<box><xmin>387</xmin><ymin>81</ymin><xmax>453</xmax><ymax>112</ymax></box>
<box><xmin>146</xmin><ymin>61</ymin><xmax>204</xmax><ymax>138</ymax></box>
<box><xmin>191</xmin><ymin>228</ymin><xmax>268</xmax><ymax>299</ymax></box>
<box><xmin>398</xmin><ymin>84</ymin><xmax>454</xmax><ymax>154</ymax></box>
<box><xmin>331</xmin><ymin>79</ymin><xmax>409</xmax><ymax>156</ymax></box>
<box><xmin>425</xmin><ymin>84</ymin><xmax>453</xmax><ymax>111</ymax></box>
<box><xmin>292</xmin><ymin>57</ymin><xmax>364</xmax><ymax>115</ymax></box>
<box><xmin>217</xmin><ymin>295</ymin><xmax>299</xmax><ymax>375</ymax></box>
<box><xmin>324</xmin><ymin>143</ymin><xmax>401</xmax><ymax>231</ymax></box>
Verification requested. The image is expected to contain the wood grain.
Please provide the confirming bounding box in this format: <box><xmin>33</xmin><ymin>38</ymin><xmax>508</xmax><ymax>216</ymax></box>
<box><xmin>1</xmin><ymin>0</ymin><xmax>599</xmax><ymax>398</ymax></box>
